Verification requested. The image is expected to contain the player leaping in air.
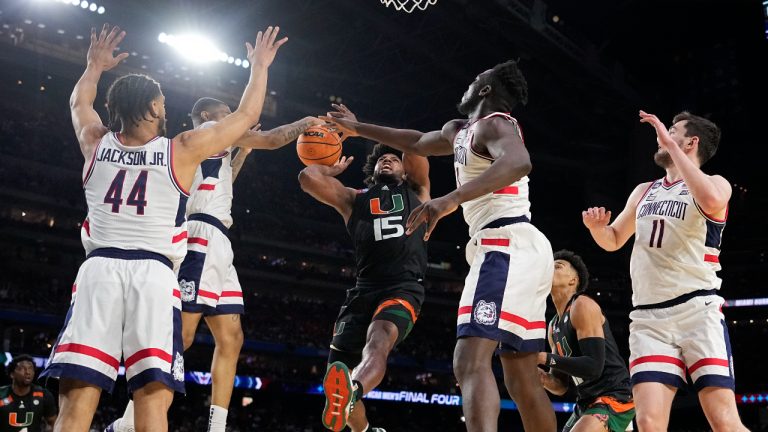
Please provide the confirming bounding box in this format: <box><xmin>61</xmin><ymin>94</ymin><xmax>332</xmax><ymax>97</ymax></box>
<box><xmin>40</xmin><ymin>24</ymin><xmax>286</xmax><ymax>432</ymax></box>
<box><xmin>322</xmin><ymin>60</ymin><xmax>557</xmax><ymax>432</ymax></box>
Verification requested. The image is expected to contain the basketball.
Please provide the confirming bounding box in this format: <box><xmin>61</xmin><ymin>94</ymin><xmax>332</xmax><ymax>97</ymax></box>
<box><xmin>297</xmin><ymin>125</ymin><xmax>342</xmax><ymax>166</ymax></box>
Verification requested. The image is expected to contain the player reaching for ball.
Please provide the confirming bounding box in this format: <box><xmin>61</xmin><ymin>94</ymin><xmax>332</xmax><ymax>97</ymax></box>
<box><xmin>298</xmin><ymin>105</ymin><xmax>430</xmax><ymax>432</ymax></box>
<box><xmin>106</xmin><ymin>99</ymin><xmax>320</xmax><ymax>432</ymax></box>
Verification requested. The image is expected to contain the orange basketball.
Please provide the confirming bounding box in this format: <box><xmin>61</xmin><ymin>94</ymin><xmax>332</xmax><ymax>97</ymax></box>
<box><xmin>297</xmin><ymin>125</ymin><xmax>342</xmax><ymax>166</ymax></box>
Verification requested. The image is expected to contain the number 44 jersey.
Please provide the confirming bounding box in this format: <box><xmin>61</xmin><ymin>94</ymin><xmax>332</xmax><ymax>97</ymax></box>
<box><xmin>347</xmin><ymin>182</ymin><xmax>427</xmax><ymax>286</ymax></box>
<box><xmin>81</xmin><ymin>133</ymin><xmax>190</xmax><ymax>268</ymax></box>
<box><xmin>630</xmin><ymin>178</ymin><xmax>726</xmax><ymax>307</ymax></box>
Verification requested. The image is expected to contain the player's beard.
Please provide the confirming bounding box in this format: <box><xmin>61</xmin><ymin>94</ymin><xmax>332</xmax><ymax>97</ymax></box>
<box><xmin>654</xmin><ymin>149</ymin><xmax>673</xmax><ymax>168</ymax></box>
<box><xmin>374</xmin><ymin>171</ymin><xmax>400</xmax><ymax>185</ymax></box>
<box><xmin>457</xmin><ymin>91</ymin><xmax>481</xmax><ymax>116</ymax></box>
<box><xmin>157</xmin><ymin>117</ymin><xmax>167</xmax><ymax>137</ymax></box>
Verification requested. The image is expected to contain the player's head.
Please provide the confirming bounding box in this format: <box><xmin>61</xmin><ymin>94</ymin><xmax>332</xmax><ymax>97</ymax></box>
<box><xmin>654</xmin><ymin>111</ymin><xmax>721</xmax><ymax>169</ymax></box>
<box><xmin>7</xmin><ymin>354</ymin><xmax>35</xmax><ymax>386</ymax></box>
<box><xmin>191</xmin><ymin>97</ymin><xmax>232</xmax><ymax>128</ymax></box>
<box><xmin>106</xmin><ymin>74</ymin><xmax>166</xmax><ymax>136</ymax></box>
<box><xmin>458</xmin><ymin>59</ymin><xmax>528</xmax><ymax>116</ymax></box>
<box><xmin>363</xmin><ymin>143</ymin><xmax>404</xmax><ymax>186</ymax></box>
<box><xmin>552</xmin><ymin>249</ymin><xmax>589</xmax><ymax>297</ymax></box>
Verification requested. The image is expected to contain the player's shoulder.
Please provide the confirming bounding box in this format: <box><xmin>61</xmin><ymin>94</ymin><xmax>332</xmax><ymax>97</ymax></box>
<box><xmin>197</xmin><ymin>120</ymin><xmax>218</xmax><ymax>130</ymax></box>
<box><xmin>441</xmin><ymin>119</ymin><xmax>466</xmax><ymax>140</ymax></box>
<box><xmin>570</xmin><ymin>294</ymin><xmax>602</xmax><ymax>320</ymax></box>
<box><xmin>626</xmin><ymin>181</ymin><xmax>656</xmax><ymax>204</ymax></box>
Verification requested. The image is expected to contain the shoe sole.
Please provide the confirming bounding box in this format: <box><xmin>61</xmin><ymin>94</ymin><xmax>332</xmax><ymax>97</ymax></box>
<box><xmin>322</xmin><ymin>361</ymin><xmax>354</xmax><ymax>431</ymax></box>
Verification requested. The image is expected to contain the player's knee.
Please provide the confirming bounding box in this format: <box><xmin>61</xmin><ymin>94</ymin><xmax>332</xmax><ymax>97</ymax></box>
<box><xmin>452</xmin><ymin>353</ymin><xmax>488</xmax><ymax>382</ymax></box>
<box><xmin>182</xmin><ymin>328</ymin><xmax>196</xmax><ymax>351</ymax></box>
<box><xmin>365</xmin><ymin>322</ymin><xmax>398</xmax><ymax>354</ymax></box>
<box><xmin>635</xmin><ymin>412</ymin><xmax>666</xmax><ymax>432</ymax></box>
<box><xmin>217</xmin><ymin>324</ymin><xmax>244</xmax><ymax>353</ymax></box>
<box><xmin>707</xmin><ymin>410</ymin><xmax>744</xmax><ymax>432</ymax></box>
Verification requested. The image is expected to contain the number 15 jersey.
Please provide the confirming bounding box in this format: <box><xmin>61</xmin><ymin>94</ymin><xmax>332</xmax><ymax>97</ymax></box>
<box><xmin>81</xmin><ymin>132</ymin><xmax>190</xmax><ymax>267</ymax></box>
<box><xmin>630</xmin><ymin>178</ymin><xmax>726</xmax><ymax>307</ymax></box>
<box><xmin>347</xmin><ymin>182</ymin><xmax>427</xmax><ymax>286</ymax></box>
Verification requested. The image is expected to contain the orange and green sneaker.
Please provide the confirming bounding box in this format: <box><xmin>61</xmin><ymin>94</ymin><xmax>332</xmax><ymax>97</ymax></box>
<box><xmin>322</xmin><ymin>361</ymin><xmax>356</xmax><ymax>431</ymax></box>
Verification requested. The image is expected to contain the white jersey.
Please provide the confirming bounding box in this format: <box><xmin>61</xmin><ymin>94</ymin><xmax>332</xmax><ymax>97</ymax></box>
<box><xmin>186</xmin><ymin>121</ymin><xmax>234</xmax><ymax>228</ymax></box>
<box><xmin>630</xmin><ymin>178</ymin><xmax>726</xmax><ymax>306</ymax></box>
<box><xmin>81</xmin><ymin>132</ymin><xmax>189</xmax><ymax>267</ymax></box>
<box><xmin>453</xmin><ymin>112</ymin><xmax>532</xmax><ymax>237</ymax></box>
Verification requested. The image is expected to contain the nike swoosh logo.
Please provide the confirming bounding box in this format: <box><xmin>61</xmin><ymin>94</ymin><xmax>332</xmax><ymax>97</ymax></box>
<box><xmin>705</xmin><ymin>301</ymin><xmax>713</xmax><ymax>306</ymax></box>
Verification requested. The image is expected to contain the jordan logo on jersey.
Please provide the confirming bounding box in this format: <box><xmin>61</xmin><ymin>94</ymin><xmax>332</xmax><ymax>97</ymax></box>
<box><xmin>370</xmin><ymin>195</ymin><xmax>404</xmax><ymax>215</ymax></box>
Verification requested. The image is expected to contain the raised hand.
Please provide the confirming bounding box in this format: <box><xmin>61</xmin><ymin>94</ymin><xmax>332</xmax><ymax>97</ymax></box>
<box><xmin>246</xmin><ymin>26</ymin><xmax>288</xmax><ymax>69</ymax></box>
<box><xmin>582</xmin><ymin>206</ymin><xmax>612</xmax><ymax>230</ymax></box>
<box><xmin>87</xmin><ymin>24</ymin><xmax>129</xmax><ymax>71</ymax></box>
<box><xmin>328</xmin><ymin>155</ymin><xmax>354</xmax><ymax>176</ymax></box>
<box><xmin>639</xmin><ymin>110</ymin><xmax>675</xmax><ymax>151</ymax></box>
<box><xmin>405</xmin><ymin>195</ymin><xmax>460</xmax><ymax>241</ymax></box>
<box><xmin>320</xmin><ymin>103</ymin><xmax>359</xmax><ymax>138</ymax></box>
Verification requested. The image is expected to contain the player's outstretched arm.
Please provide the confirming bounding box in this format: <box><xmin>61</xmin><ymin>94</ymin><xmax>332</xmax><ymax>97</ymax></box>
<box><xmin>236</xmin><ymin>116</ymin><xmax>323</xmax><ymax>150</ymax></box>
<box><xmin>639</xmin><ymin>110</ymin><xmax>731</xmax><ymax>216</ymax></box>
<box><xmin>174</xmin><ymin>26</ymin><xmax>287</xmax><ymax>165</ymax></box>
<box><xmin>538</xmin><ymin>296</ymin><xmax>606</xmax><ymax>382</ymax></box>
<box><xmin>71</xmin><ymin>24</ymin><xmax>128</xmax><ymax>159</ymax></box>
<box><xmin>320</xmin><ymin>104</ymin><xmax>456</xmax><ymax>157</ymax></box>
<box><xmin>583</xmin><ymin>182</ymin><xmax>650</xmax><ymax>252</ymax></box>
<box><xmin>405</xmin><ymin>116</ymin><xmax>528</xmax><ymax>240</ymax></box>
<box><xmin>298</xmin><ymin>156</ymin><xmax>358</xmax><ymax>223</ymax></box>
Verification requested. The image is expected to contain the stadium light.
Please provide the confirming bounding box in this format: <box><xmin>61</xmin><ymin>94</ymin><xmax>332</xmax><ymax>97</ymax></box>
<box><xmin>158</xmin><ymin>32</ymin><xmax>251</xmax><ymax>69</ymax></box>
<box><xmin>158</xmin><ymin>32</ymin><xmax>226</xmax><ymax>63</ymax></box>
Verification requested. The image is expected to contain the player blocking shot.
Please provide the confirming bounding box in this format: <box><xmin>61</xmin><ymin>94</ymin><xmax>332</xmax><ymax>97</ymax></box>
<box><xmin>39</xmin><ymin>24</ymin><xmax>286</xmax><ymax>432</ymax></box>
<box><xmin>322</xmin><ymin>60</ymin><xmax>557</xmax><ymax>432</ymax></box>
<box><xmin>107</xmin><ymin>102</ymin><xmax>320</xmax><ymax>432</ymax></box>
<box><xmin>582</xmin><ymin>111</ymin><xmax>747</xmax><ymax>431</ymax></box>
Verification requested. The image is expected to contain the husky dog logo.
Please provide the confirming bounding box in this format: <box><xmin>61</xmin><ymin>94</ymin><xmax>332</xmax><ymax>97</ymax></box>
<box><xmin>172</xmin><ymin>352</ymin><xmax>185</xmax><ymax>382</ymax></box>
<box><xmin>474</xmin><ymin>300</ymin><xmax>497</xmax><ymax>325</ymax></box>
<box><xmin>179</xmin><ymin>279</ymin><xmax>196</xmax><ymax>302</ymax></box>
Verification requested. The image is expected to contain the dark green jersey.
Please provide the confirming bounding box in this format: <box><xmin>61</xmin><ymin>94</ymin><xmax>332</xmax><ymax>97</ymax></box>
<box><xmin>547</xmin><ymin>294</ymin><xmax>632</xmax><ymax>405</ymax></box>
<box><xmin>0</xmin><ymin>385</ymin><xmax>57</xmax><ymax>432</ymax></box>
<box><xmin>347</xmin><ymin>182</ymin><xmax>427</xmax><ymax>286</ymax></box>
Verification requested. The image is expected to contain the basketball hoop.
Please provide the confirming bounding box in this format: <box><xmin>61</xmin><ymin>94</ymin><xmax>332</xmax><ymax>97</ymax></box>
<box><xmin>380</xmin><ymin>0</ymin><xmax>437</xmax><ymax>13</ymax></box>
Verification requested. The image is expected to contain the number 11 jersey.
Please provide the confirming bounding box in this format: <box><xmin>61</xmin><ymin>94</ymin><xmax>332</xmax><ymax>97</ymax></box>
<box><xmin>630</xmin><ymin>177</ymin><xmax>726</xmax><ymax>307</ymax></box>
<box><xmin>81</xmin><ymin>132</ymin><xmax>190</xmax><ymax>268</ymax></box>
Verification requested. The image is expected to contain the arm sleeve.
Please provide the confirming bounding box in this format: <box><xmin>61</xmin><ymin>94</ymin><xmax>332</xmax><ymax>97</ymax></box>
<box><xmin>546</xmin><ymin>337</ymin><xmax>606</xmax><ymax>381</ymax></box>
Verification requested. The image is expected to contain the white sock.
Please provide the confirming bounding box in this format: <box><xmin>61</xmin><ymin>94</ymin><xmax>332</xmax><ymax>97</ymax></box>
<box><xmin>208</xmin><ymin>405</ymin><xmax>228</xmax><ymax>432</ymax></box>
<box><xmin>113</xmin><ymin>400</ymin><xmax>135</xmax><ymax>432</ymax></box>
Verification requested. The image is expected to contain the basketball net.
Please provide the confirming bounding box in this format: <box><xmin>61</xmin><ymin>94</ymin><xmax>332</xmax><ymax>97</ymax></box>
<box><xmin>380</xmin><ymin>0</ymin><xmax>437</xmax><ymax>13</ymax></box>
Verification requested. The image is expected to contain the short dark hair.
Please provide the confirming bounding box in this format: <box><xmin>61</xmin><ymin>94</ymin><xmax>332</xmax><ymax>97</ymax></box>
<box><xmin>191</xmin><ymin>97</ymin><xmax>227</xmax><ymax>126</ymax></box>
<box><xmin>489</xmin><ymin>59</ymin><xmax>529</xmax><ymax>110</ymax></box>
<box><xmin>106</xmin><ymin>74</ymin><xmax>163</xmax><ymax>131</ymax></box>
<box><xmin>362</xmin><ymin>143</ymin><xmax>402</xmax><ymax>187</ymax></box>
<box><xmin>672</xmin><ymin>111</ymin><xmax>721</xmax><ymax>165</ymax></box>
<box><xmin>554</xmin><ymin>249</ymin><xmax>589</xmax><ymax>294</ymax></box>
<box><xmin>7</xmin><ymin>354</ymin><xmax>35</xmax><ymax>377</ymax></box>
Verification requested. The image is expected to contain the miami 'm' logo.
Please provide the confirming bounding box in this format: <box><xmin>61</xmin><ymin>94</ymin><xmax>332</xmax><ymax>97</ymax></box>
<box><xmin>369</xmin><ymin>194</ymin><xmax>404</xmax><ymax>215</ymax></box>
<box><xmin>9</xmin><ymin>412</ymin><xmax>34</xmax><ymax>427</ymax></box>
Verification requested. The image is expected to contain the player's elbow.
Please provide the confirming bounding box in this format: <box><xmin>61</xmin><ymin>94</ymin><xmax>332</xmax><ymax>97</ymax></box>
<box><xmin>298</xmin><ymin>167</ymin><xmax>319</xmax><ymax>192</ymax></box>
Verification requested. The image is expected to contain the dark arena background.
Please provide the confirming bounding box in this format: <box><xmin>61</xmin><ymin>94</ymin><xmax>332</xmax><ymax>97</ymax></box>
<box><xmin>1</xmin><ymin>0</ymin><xmax>767</xmax><ymax>430</ymax></box>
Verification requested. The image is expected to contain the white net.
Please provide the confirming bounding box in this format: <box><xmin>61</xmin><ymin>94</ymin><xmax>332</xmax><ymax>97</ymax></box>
<box><xmin>380</xmin><ymin>0</ymin><xmax>437</xmax><ymax>13</ymax></box>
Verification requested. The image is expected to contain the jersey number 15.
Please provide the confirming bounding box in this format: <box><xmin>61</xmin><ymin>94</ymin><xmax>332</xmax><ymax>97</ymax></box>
<box><xmin>373</xmin><ymin>216</ymin><xmax>404</xmax><ymax>241</ymax></box>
